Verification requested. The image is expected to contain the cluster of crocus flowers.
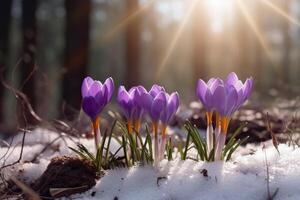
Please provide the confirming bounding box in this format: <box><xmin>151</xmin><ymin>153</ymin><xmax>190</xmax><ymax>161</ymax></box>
<box><xmin>141</xmin><ymin>85</ymin><xmax>179</xmax><ymax>165</ymax></box>
<box><xmin>117</xmin><ymin>86</ymin><xmax>147</xmax><ymax>134</ymax></box>
<box><xmin>117</xmin><ymin>84</ymin><xmax>179</xmax><ymax>165</ymax></box>
<box><xmin>196</xmin><ymin>72</ymin><xmax>253</xmax><ymax>160</ymax></box>
<box><xmin>81</xmin><ymin>77</ymin><xmax>114</xmax><ymax>151</ymax></box>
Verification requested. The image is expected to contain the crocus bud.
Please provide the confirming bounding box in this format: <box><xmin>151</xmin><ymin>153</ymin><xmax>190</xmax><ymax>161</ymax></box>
<box><xmin>81</xmin><ymin>76</ymin><xmax>114</xmax><ymax>121</ymax></box>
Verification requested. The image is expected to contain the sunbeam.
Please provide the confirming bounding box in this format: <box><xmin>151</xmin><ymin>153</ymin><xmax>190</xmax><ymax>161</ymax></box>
<box><xmin>260</xmin><ymin>0</ymin><xmax>300</xmax><ymax>27</ymax></box>
<box><xmin>237</xmin><ymin>0</ymin><xmax>278</xmax><ymax>72</ymax></box>
<box><xmin>100</xmin><ymin>0</ymin><xmax>156</xmax><ymax>43</ymax></box>
<box><xmin>155</xmin><ymin>0</ymin><xmax>197</xmax><ymax>80</ymax></box>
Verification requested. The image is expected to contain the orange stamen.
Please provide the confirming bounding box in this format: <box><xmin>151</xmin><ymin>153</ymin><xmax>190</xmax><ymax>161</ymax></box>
<box><xmin>206</xmin><ymin>112</ymin><xmax>213</xmax><ymax>125</ymax></box>
<box><xmin>134</xmin><ymin>120</ymin><xmax>141</xmax><ymax>134</ymax></box>
<box><xmin>162</xmin><ymin>126</ymin><xmax>167</xmax><ymax>139</ymax></box>
<box><xmin>127</xmin><ymin>120</ymin><xmax>133</xmax><ymax>133</ymax></box>
<box><xmin>152</xmin><ymin>122</ymin><xmax>158</xmax><ymax>137</ymax></box>
<box><xmin>93</xmin><ymin>117</ymin><xmax>100</xmax><ymax>136</ymax></box>
<box><xmin>221</xmin><ymin>116</ymin><xmax>230</xmax><ymax>134</ymax></box>
<box><xmin>92</xmin><ymin>117</ymin><xmax>101</xmax><ymax>149</ymax></box>
<box><xmin>216</xmin><ymin>112</ymin><xmax>221</xmax><ymax>128</ymax></box>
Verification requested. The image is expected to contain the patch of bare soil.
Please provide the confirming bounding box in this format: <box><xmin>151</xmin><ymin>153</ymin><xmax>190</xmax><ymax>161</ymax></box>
<box><xmin>33</xmin><ymin>156</ymin><xmax>99</xmax><ymax>199</ymax></box>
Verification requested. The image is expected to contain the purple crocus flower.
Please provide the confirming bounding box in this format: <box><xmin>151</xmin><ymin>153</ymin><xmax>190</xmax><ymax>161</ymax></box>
<box><xmin>196</xmin><ymin>78</ymin><xmax>223</xmax><ymax>112</ymax></box>
<box><xmin>213</xmin><ymin>72</ymin><xmax>253</xmax><ymax>117</ymax></box>
<box><xmin>213</xmin><ymin>72</ymin><xmax>253</xmax><ymax>160</ymax></box>
<box><xmin>81</xmin><ymin>76</ymin><xmax>114</xmax><ymax>121</ymax></box>
<box><xmin>196</xmin><ymin>78</ymin><xmax>223</xmax><ymax>153</ymax></box>
<box><xmin>160</xmin><ymin>92</ymin><xmax>180</xmax><ymax>125</ymax></box>
<box><xmin>117</xmin><ymin>85</ymin><xmax>147</xmax><ymax>133</ymax></box>
<box><xmin>149</xmin><ymin>84</ymin><xmax>165</xmax><ymax>98</ymax></box>
<box><xmin>141</xmin><ymin>86</ymin><xmax>179</xmax><ymax>124</ymax></box>
<box><xmin>81</xmin><ymin>76</ymin><xmax>114</xmax><ymax>151</ymax></box>
<box><xmin>226</xmin><ymin>72</ymin><xmax>253</xmax><ymax>111</ymax></box>
<box><xmin>117</xmin><ymin>86</ymin><xmax>136</xmax><ymax>120</ymax></box>
<box><xmin>141</xmin><ymin>84</ymin><xmax>179</xmax><ymax>165</ymax></box>
<box><xmin>196</xmin><ymin>72</ymin><xmax>253</xmax><ymax>160</ymax></box>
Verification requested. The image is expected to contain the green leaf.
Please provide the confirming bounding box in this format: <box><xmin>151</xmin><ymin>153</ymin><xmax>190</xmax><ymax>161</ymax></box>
<box><xmin>225</xmin><ymin>136</ymin><xmax>249</xmax><ymax>161</ymax></box>
<box><xmin>182</xmin><ymin>129</ymin><xmax>191</xmax><ymax>160</ymax></box>
<box><xmin>122</xmin><ymin>135</ymin><xmax>129</xmax><ymax>167</ymax></box>
<box><xmin>146</xmin><ymin>126</ymin><xmax>153</xmax><ymax>163</ymax></box>
<box><xmin>167</xmin><ymin>138</ymin><xmax>173</xmax><ymax>161</ymax></box>
<box><xmin>105</xmin><ymin>120</ymin><xmax>117</xmax><ymax>162</ymax></box>
<box><xmin>68</xmin><ymin>147</ymin><xmax>90</xmax><ymax>161</ymax></box>
<box><xmin>77</xmin><ymin>144</ymin><xmax>95</xmax><ymax>162</ymax></box>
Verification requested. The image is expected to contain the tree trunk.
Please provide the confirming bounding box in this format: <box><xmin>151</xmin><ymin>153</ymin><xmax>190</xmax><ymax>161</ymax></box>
<box><xmin>125</xmin><ymin>0</ymin><xmax>140</xmax><ymax>87</ymax></box>
<box><xmin>63</xmin><ymin>0</ymin><xmax>91</xmax><ymax>116</ymax></box>
<box><xmin>192</xmin><ymin>0</ymin><xmax>207</xmax><ymax>83</ymax></box>
<box><xmin>0</xmin><ymin>0</ymin><xmax>13</xmax><ymax>122</ymax></box>
<box><xmin>21</xmin><ymin>0</ymin><xmax>38</xmax><ymax>108</ymax></box>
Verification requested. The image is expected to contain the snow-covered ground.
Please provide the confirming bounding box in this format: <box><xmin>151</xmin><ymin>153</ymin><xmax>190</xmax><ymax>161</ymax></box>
<box><xmin>1</xmin><ymin>129</ymin><xmax>300</xmax><ymax>200</ymax></box>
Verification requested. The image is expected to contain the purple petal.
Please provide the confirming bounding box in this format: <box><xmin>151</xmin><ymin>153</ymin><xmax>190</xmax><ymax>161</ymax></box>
<box><xmin>82</xmin><ymin>97</ymin><xmax>101</xmax><ymax>120</ymax></box>
<box><xmin>225</xmin><ymin>86</ymin><xmax>238</xmax><ymax>116</ymax></box>
<box><xmin>204</xmin><ymin>89</ymin><xmax>213</xmax><ymax>110</ymax></box>
<box><xmin>150</xmin><ymin>92</ymin><xmax>167</xmax><ymax>121</ymax></box>
<box><xmin>243</xmin><ymin>77</ymin><xmax>253</xmax><ymax>100</ymax></box>
<box><xmin>226</xmin><ymin>72</ymin><xmax>238</xmax><ymax>86</ymax></box>
<box><xmin>140</xmin><ymin>93</ymin><xmax>153</xmax><ymax>113</ymax></box>
<box><xmin>234</xmin><ymin>80</ymin><xmax>244</xmax><ymax>91</ymax></box>
<box><xmin>196</xmin><ymin>79</ymin><xmax>208</xmax><ymax>103</ymax></box>
<box><xmin>163</xmin><ymin>92</ymin><xmax>179</xmax><ymax>123</ymax></box>
<box><xmin>95</xmin><ymin>84</ymin><xmax>108</xmax><ymax>107</ymax></box>
<box><xmin>128</xmin><ymin>87</ymin><xmax>136</xmax><ymax>94</ymax></box>
<box><xmin>169</xmin><ymin>92</ymin><xmax>179</xmax><ymax>110</ymax></box>
<box><xmin>212</xmin><ymin>85</ymin><xmax>226</xmax><ymax>115</ymax></box>
<box><xmin>117</xmin><ymin>86</ymin><xmax>135</xmax><ymax>119</ymax></box>
<box><xmin>149</xmin><ymin>84</ymin><xmax>165</xmax><ymax>98</ymax></box>
<box><xmin>209</xmin><ymin>78</ymin><xmax>223</xmax><ymax>93</ymax></box>
<box><xmin>88</xmin><ymin>81</ymin><xmax>102</xmax><ymax>97</ymax></box>
<box><xmin>104</xmin><ymin>77</ymin><xmax>114</xmax><ymax>102</ymax></box>
<box><xmin>207</xmin><ymin>78</ymin><xmax>216</xmax><ymax>86</ymax></box>
<box><xmin>136</xmin><ymin>85</ymin><xmax>147</xmax><ymax>94</ymax></box>
<box><xmin>81</xmin><ymin>76</ymin><xmax>94</xmax><ymax>97</ymax></box>
<box><xmin>117</xmin><ymin>86</ymin><xmax>130</xmax><ymax>104</ymax></box>
<box><xmin>134</xmin><ymin>86</ymin><xmax>147</xmax><ymax>107</ymax></box>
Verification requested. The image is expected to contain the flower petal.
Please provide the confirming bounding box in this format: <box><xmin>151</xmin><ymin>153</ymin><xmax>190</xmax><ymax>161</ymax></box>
<box><xmin>149</xmin><ymin>84</ymin><xmax>165</xmax><ymax>98</ymax></box>
<box><xmin>140</xmin><ymin>93</ymin><xmax>153</xmax><ymax>113</ymax></box>
<box><xmin>117</xmin><ymin>86</ymin><xmax>134</xmax><ymax>119</ymax></box>
<box><xmin>212</xmin><ymin>85</ymin><xmax>226</xmax><ymax>115</ymax></box>
<box><xmin>95</xmin><ymin>84</ymin><xmax>108</xmax><ymax>107</ymax></box>
<box><xmin>210</xmin><ymin>78</ymin><xmax>223</xmax><ymax>93</ymax></box>
<box><xmin>226</xmin><ymin>72</ymin><xmax>238</xmax><ymax>86</ymax></box>
<box><xmin>163</xmin><ymin>92</ymin><xmax>179</xmax><ymax>123</ymax></box>
<box><xmin>88</xmin><ymin>81</ymin><xmax>102</xmax><ymax>97</ymax></box>
<box><xmin>150</xmin><ymin>92</ymin><xmax>167</xmax><ymax>121</ymax></box>
<box><xmin>243</xmin><ymin>77</ymin><xmax>253</xmax><ymax>100</ymax></box>
<box><xmin>81</xmin><ymin>76</ymin><xmax>94</xmax><ymax>97</ymax></box>
<box><xmin>225</xmin><ymin>86</ymin><xmax>238</xmax><ymax>116</ymax></box>
<box><xmin>104</xmin><ymin>77</ymin><xmax>114</xmax><ymax>102</ymax></box>
<box><xmin>82</xmin><ymin>97</ymin><xmax>100</xmax><ymax>120</ymax></box>
<box><xmin>196</xmin><ymin>79</ymin><xmax>208</xmax><ymax>103</ymax></box>
<box><xmin>207</xmin><ymin>78</ymin><xmax>216</xmax><ymax>86</ymax></box>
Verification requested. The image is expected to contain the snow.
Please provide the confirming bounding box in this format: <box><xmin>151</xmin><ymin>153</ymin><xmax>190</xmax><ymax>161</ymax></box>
<box><xmin>1</xmin><ymin>129</ymin><xmax>300</xmax><ymax>200</ymax></box>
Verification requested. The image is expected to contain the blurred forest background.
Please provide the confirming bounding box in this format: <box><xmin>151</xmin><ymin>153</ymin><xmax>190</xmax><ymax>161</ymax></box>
<box><xmin>0</xmin><ymin>0</ymin><xmax>299</xmax><ymax>131</ymax></box>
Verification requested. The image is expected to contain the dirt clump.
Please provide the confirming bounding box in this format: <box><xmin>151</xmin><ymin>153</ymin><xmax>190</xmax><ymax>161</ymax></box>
<box><xmin>33</xmin><ymin>156</ymin><xmax>99</xmax><ymax>198</ymax></box>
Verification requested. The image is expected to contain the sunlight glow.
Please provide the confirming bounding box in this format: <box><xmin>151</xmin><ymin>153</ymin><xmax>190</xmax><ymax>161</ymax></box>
<box><xmin>100</xmin><ymin>0</ymin><xmax>156</xmax><ymax>43</ymax></box>
<box><xmin>237</xmin><ymin>0</ymin><xmax>279</xmax><ymax>74</ymax></box>
<box><xmin>204</xmin><ymin>0</ymin><xmax>234</xmax><ymax>33</ymax></box>
<box><xmin>260</xmin><ymin>0</ymin><xmax>300</xmax><ymax>27</ymax></box>
<box><xmin>155</xmin><ymin>0</ymin><xmax>197</xmax><ymax>80</ymax></box>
